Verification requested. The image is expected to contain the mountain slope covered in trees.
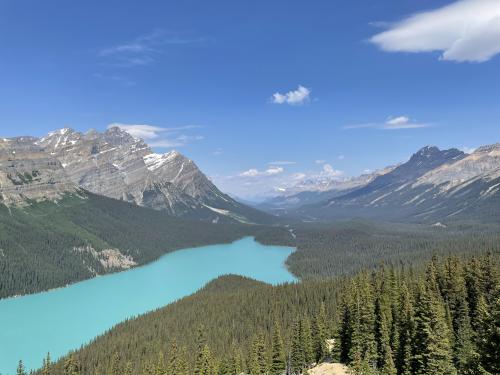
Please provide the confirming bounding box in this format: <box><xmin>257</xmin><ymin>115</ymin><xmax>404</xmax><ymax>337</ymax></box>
<box><xmin>0</xmin><ymin>191</ymin><xmax>291</xmax><ymax>298</ymax></box>
<box><xmin>34</xmin><ymin>254</ymin><xmax>499</xmax><ymax>375</ymax></box>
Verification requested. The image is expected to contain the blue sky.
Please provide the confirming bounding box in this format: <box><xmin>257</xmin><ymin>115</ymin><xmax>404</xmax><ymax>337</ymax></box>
<box><xmin>1</xmin><ymin>0</ymin><xmax>499</xmax><ymax>198</ymax></box>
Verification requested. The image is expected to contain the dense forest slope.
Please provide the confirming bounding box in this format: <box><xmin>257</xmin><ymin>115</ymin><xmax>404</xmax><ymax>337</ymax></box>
<box><xmin>3</xmin><ymin>189</ymin><xmax>499</xmax><ymax>300</ymax></box>
<box><xmin>286</xmin><ymin>220</ymin><xmax>500</xmax><ymax>279</ymax></box>
<box><xmin>37</xmin><ymin>254</ymin><xmax>499</xmax><ymax>375</ymax></box>
<box><xmin>0</xmin><ymin>192</ymin><xmax>291</xmax><ymax>298</ymax></box>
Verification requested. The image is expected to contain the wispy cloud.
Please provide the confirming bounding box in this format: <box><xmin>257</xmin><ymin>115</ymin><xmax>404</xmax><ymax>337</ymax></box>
<box><xmin>460</xmin><ymin>146</ymin><xmax>477</xmax><ymax>154</ymax></box>
<box><xmin>271</xmin><ymin>85</ymin><xmax>311</xmax><ymax>105</ymax></box>
<box><xmin>239</xmin><ymin>166</ymin><xmax>284</xmax><ymax>177</ymax></box>
<box><xmin>343</xmin><ymin>116</ymin><xmax>430</xmax><ymax>130</ymax></box>
<box><xmin>370</xmin><ymin>0</ymin><xmax>500</xmax><ymax>63</ymax></box>
<box><xmin>267</xmin><ymin>160</ymin><xmax>296</xmax><ymax>165</ymax></box>
<box><xmin>108</xmin><ymin>123</ymin><xmax>202</xmax><ymax>148</ymax></box>
<box><xmin>213</xmin><ymin>148</ymin><xmax>224</xmax><ymax>156</ymax></box>
<box><xmin>99</xmin><ymin>29</ymin><xmax>208</xmax><ymax>67</ymax></box>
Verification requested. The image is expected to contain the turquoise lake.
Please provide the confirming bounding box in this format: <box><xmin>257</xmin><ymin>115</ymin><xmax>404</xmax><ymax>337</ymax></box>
<box><xmin>0</xmin><ymin>237</ymin><xmax>295</xmax><ymax>375</ymax></box>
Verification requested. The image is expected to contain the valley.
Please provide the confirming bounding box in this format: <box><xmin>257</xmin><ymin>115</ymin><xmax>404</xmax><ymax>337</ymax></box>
<box><xmin>1</xmin><ymin>129</ymin><xmax>499</xmax><ymax>375</ymax></box>
<box><xmin>0</xmin><ymin>238</ymin><xmax>295</xmax><ymax>374</ymax></box>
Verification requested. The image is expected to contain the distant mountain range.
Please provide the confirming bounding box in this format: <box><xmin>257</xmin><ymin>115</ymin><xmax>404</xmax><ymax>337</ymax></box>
<box><xmin>2</xmin><ymin>128</ymin><xmax>499</xmax><ymax>225</ymax></box>
<box><xmin>0</xmin><ymin>127</ymin><xmax>272</xmax><ymax>224</ymax></box>
<box><xmin>256</xmin><ymin>165</ymin><xmax>397</xmax><ymax>214</ymax></box>
<box><xmin>258</xmin><ymin>144</ymin><xmax>500</xmax><ymax>223</ymax></box>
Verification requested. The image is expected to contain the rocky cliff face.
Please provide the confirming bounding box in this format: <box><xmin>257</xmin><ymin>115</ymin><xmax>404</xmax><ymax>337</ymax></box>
<box><xmin>0</xmin><ymin>136</ymin><xmax>77</xmax><ymax>205</ymax></box>
<box><xmin>1</xmin><ymin>127</ymin><xmax>272</xmax><ymax>224</ymax></box>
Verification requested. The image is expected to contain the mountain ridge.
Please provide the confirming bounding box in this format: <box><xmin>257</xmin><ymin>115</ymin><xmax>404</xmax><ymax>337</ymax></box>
<box><xmin>1</xmin><ymin>127</ymin><xmax>274</xmax><ymax>224</ymax></box>
<box><xmin>293</xmin><ymin>144</ymin><xmax>500</xmax><ymax>222</ymax></box>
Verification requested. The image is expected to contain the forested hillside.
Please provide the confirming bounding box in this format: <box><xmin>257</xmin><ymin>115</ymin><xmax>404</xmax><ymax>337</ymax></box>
<box><xmin>3</xmin><ymin>189</ymin><xmax>500</xmax><ymax>300</ymax></box>
<box><xmin>31</xmin><ymin>254</ymin><xmax>499</xmax><ymax>375</ymax></box>
<box><xmin>287</xmin><ymin>220</ymin><xmax>500</xmax><ymax>279</ymax></box>
<box><xmin>0</xmin><ymin>192</ymin><xmax>291</xmax><ymax>298</ymax></box>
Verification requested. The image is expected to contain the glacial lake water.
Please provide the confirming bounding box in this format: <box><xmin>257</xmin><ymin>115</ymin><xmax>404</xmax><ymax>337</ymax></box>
<box><xmin>0</xmin><ymin>237</ymin><xmax>295</xmax><ymax>375</ymax></box>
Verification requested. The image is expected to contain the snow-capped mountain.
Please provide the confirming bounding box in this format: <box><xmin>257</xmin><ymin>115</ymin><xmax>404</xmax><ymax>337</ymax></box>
<box><xmin>257</xmin><ymin>166</ymin><xmax>396</xmax><ymax>213</ymax></box>
<box><xmin>1</xmin><ymin>127</ymin><xmax>273</xmax><ymax>224</ymax></box>
<box><xmin>295</xmin><ymin>145</ymin><xmax>500</xmax><ymax>223</ymax></box>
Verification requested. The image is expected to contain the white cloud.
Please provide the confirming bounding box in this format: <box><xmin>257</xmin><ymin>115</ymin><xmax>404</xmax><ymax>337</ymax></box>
<box><xmin>239</xmin><ymin>169</ymin><xmax>260</xmax><ymax>177</ymax></box>
<box><xmin>343</xmin><ymin>116</ymin><xmax>430</xmax><ymax>130</ymax></box>
<box><xmin>108</xmin><ymin>123</ymin><xmax>165</xmax><ymax>139</ymax></box>
<box><xmin>321</xmin><ymin>164</ymin><xmax>343</xmax><ymax>178</ymax></box>
<box><xmin>239</xmin><ymin>166</ymin><xmax>285</xmax><ymax>177</ymax></box>
<box><xmin>266</xmin><ymin>166</ymin><xmax>285</xmax><ymax>175</ymax></box>
<box><xmin>370</xmin><ymin>0</ymin><xmax>500</xmax><ymax>62</ymax></box>
<box><xmin>383</xmin><ymin>116</ymin><xmax>429</xmax><ymax>130</ymax></box>
<box><xmin>108</xmin><ymin>123</ymin><xmax>202</xmax><ymax>148</ymax></box>
<box><xmin>315</xmin><ymin>159</ymin><xmax>326</xmax><ymax>164</ymax></box>
<box><xmin>271</xmin><ymin>85</ymin><xmax>311</xmax><ymax>105</ymax></box>
<box><xmin>461</xmin><ymin>146</ymin><xmax>477</xmax><ymax>154</ymax></box>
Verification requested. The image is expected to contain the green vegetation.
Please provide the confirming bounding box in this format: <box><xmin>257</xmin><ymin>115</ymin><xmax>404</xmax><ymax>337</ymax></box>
<box><xmin>6</xmin><ymin>170</ymin><xmax>41</xmax><ymax>185</ymax></box>
<box><xmin>287</xmin><ymin>220</ymin><xmax>500</xmax><ymax>279</ymax></box>
<box><xmin>0</xmin><ymin>192</ymin><xmax>291</xmax><ymax>298</ymax></box>
<box><xmin>35</xmin><ymin>254</ymin><xmax>498</xmax><ymax>375</ymax></box>
<box><xmin>3</xmin><ymin>190</ymin><xmax>500</xmax><ymax>302</ymax></box>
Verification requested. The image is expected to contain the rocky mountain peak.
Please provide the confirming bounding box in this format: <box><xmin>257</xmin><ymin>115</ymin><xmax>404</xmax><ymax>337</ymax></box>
<box><xmin>104</xmin><ymin>126</ymin><xmax>138</xmax><ymax>145</ymax></box>
<box><xmin>410</xmin><ymin>146</ymin><xmax>463</xmax><ymax>162</ymax></box>
<box><xmin>474</xmin><ymin>143</ymin><xmax>500</xmax><ymax>154</ymax></box>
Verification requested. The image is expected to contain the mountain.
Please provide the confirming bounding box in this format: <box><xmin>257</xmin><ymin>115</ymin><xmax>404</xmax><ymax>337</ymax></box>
<box><xmin>294</xmin><ymin>144</ymin><xmax>500</xmax><ymax>222</ymax></box>
<box><xmin>0</xmin><ymin>136</ymin><xmax>79</xmax><ymax>205</ymax></box>
<box><xmin>1</xmin><ymin>127</ymin><xmax>273</xmax><ymax>224</ymax></box>
<box><xmin>256</xmin><ymin>166</ymin><xmax>396</xmax><ymax>214</ymax></box>
<box><xmin>294</xmin><ymin>145</ymin><xmax>500</xmax><ymax>223</ymax></box>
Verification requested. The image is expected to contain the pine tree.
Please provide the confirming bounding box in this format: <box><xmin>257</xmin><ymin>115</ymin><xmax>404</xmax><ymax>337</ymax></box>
<box><xmin>396</xmin><ymin>282</ymin><xmax>413</xmax><ymax>375</ymax></box>
<box><xmin>16</xmin><ymin>360</ymin><xmax>26</xmax><ymax>375</ymax></box>
<box><xmin>313</xmin><ymin>302</ymin><xmax>328</xmax><ymax>362</ymax></box>
<box><xmin>124</xmin><ymin>362</ymin><xmax>133</xmax><ymax>375</ymax></box>
<box><xmin>290</xmin><ymin>319</ymin><xmax>305</xmax><ymax>374</ymax></box>
<box><xmin>478</xmin><ymin>294</ymin><xmax>500</xmax><ymax>374</ymax></box>
<box><xmin>250</xmin><ymin>333</ymin><xmax>267</xmax><ymax>375</ymax></box>
<box><xmin>64</xmin><ymin>355</ymin><xmax>81</xmax><ymax>375</ymax></box>
<box><xmin>167</xmin><ymin>340</ymin><xmax>180</xmax><ymax>374</ymax></box>
<box><xmin>413</xmin><ymin>280</ymin><xmax>456</xmax><ymax>375</ymax></box>
<box><xmin>375</xmin><ymin>298</ymin><xmax>396</xmax><ymax>375</ymax></box>
<box><xmin>154</xmin><ymin>352</ymin><xmax>166</xmax><ymax>375</ymax></box>
<box><xmin>42</xmin><ymin>352</ymin><xmax>52</xmax><ymax>375</ymax></box>
<box><xmin>194</xmin><ymin>325</ymin><xmax>207</xmax><ymax>375</ymax></box>
<box><xmin>109</xmin><ymin>352</ymin><xmax>121</xmax><ymax>375</ymax></box>
<box><xmin>302</xmin><ymin>315</ymin><xmax>314</xmax><ymax>367</ymax></box>
<box><xmin>176</xmin><ymin>346</ymin><xmax>190</xmax><ymax>375</ymax></box>
<box><xmin>270</xmin><ymin>319</ymin><xmax>286</xmax><ymax>375</ymax></box>
<box><xmin>199</xmin><ymin>344</ymin><xmax>215</xmax><ymax>375</ymax></box>
<box><xmin>339</xmin><ymin>294</ymin><xmax>353</xmax><ymax>364</ymax></box>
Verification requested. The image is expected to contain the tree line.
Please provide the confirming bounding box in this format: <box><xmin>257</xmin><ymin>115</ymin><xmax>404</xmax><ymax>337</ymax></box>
<box><xmin>28</xmin><ymin>253</ymin><xmax>498</xmax><ymax>375</ymax></box>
